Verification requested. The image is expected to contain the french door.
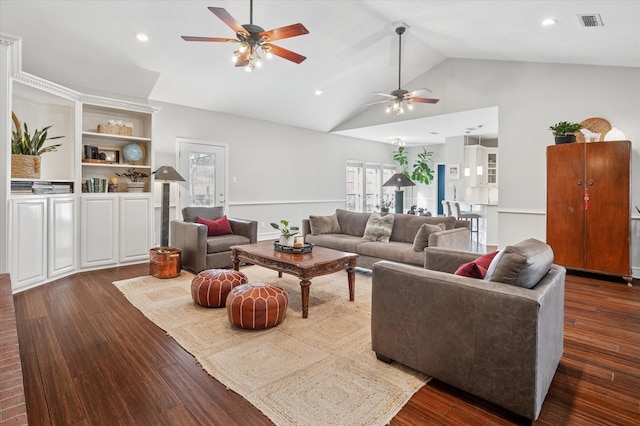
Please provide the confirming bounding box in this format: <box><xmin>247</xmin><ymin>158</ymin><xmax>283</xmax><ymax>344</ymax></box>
<box><xmin>177</xmin><ymin>139</ymin><xmax>227</xmax><ymax>210</ymax></box>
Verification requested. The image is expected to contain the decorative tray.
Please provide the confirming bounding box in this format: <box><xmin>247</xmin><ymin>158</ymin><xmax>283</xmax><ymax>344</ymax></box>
<box><xmin>273</xmin><ymin>241</ymin><xmax>314</xmax><ymax>254</ymax></box>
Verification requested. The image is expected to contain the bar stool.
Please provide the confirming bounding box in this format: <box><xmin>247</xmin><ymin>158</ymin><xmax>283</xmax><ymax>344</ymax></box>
<box><xmin>454</xmin><ymin>202</ymin><xmax>480</xmax><ymax>236</ymax></box>
<box><xmin>441</xmin><ymin>200</ymin><xmax>453</xmax><ymax>217</ymax></box>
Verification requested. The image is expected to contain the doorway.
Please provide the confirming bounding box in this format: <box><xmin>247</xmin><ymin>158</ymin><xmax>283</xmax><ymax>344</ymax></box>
<box><xmin>177</xmin><ymin>139</ymin><xmax>227</xmax><ymax>211</ymax></box>
<box><xmin>437</xmin><ymin>163</ymin><xmax>445</xmax><ymax>216</ymax></box>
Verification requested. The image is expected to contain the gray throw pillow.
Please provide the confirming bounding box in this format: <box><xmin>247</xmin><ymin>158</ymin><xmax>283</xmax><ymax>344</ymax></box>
<box><xmin>485</xmin><ymin>238</ymin><xmax>554</xmax><ymax>289</ymax></box>
<box><xmin>309</xmin><ymin>214</ymin><xmax>340</xmax><ymax>235</ymax></box>
<box><xmin>362</xmin><ymin>212</ymin><xmax>395</xmax><ymax>242</ymax></box>
<box><xmin>412</xmin><ymin>223</ymin><xmax>446</xmax><ymax>251</ymax></box>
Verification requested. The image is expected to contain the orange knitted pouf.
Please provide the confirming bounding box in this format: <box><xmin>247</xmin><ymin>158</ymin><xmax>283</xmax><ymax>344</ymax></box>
<box><xmin>226</xmin><ymin>283</ymin><xmax>288</xmax><ymax>329</ymax></box>
<box><xmin>191</xmin><ymin>269</ymin><xmax>248</xmax><ymax>308</ymax></box>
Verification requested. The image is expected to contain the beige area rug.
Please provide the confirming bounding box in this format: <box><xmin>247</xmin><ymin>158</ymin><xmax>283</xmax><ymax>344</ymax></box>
<box><xmin>113</xmin><ymin>266</ymin><xmax>429</xmax><ymax>426</ymax></box>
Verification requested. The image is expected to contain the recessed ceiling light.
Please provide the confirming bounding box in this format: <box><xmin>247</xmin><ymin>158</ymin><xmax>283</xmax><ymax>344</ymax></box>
<box><xmin>135</xmin><ymin>32</ymin><xmax>149</xmax><ymax>42</ymax></box>
<box><xmin>541</xmin><ymin>18</ymin><xmax>557</xmax><ymax>26</ymax></box>
<box><xmin>314</xmin><ymin>89</ymin><xmax>323</xmax><ymax>96</ymax></box>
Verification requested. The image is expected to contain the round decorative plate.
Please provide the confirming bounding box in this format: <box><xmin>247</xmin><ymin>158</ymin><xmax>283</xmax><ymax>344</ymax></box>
<box><xmin>123</xmin><ymin>143</ymin><xmax>144</xmax><ymax>162</ymax></box>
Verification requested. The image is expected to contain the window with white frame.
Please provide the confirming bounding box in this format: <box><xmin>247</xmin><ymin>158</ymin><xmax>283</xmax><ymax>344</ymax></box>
<box><xmin>346</xmin><ymin>161</ymin><xmax>396</xmax><ymax>212</ymax></box>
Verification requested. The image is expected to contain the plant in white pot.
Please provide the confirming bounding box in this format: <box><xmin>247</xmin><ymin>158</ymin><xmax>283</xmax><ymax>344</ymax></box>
<box><xmin>271</xmin><ymin>219</ymin><xmax>300</xmax><ymax>247</ymax></box>
<box><xmin>11</xmin><ymin>112</ymin><xmax>64</xmax><ymax>179</ymax></box>
<box><xmin>115</xmin><ymin>168</ymin><xmax>149</xmax><ymax>192</ymax></box>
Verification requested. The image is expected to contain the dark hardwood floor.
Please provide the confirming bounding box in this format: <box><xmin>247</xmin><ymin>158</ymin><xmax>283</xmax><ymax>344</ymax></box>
<box><xmin>12</xmin><ymin>264</ymin><xmax>640</xmax><ymax>425</ymax></box>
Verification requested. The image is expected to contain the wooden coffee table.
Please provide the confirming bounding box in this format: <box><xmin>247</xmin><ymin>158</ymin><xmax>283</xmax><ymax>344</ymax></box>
<box><xmin>230</xmin><ymin>241</ymin><xmax>358</xmax><ymax>318</ymax></box>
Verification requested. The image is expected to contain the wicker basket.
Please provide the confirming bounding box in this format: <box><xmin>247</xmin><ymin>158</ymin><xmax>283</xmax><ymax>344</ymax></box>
<box><xmin>11</xmin><ymin>155</ymin><xmax>41</xmax><ymax>179</ymax></box>
<box><xmin>97</xmin><ymin>123</ymin><xmax>133</xmax><ymax>136</ymax></box>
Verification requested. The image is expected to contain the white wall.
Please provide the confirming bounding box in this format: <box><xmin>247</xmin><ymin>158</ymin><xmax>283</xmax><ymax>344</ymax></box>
<box><xmin>151</xmin><ymin>101</ymin><xmax>395</xmax><ymax>240</ymax></box>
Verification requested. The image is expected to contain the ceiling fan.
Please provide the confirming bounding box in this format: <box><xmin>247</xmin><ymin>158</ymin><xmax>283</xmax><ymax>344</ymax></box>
<box><xmin>366</xmin><ymin>25</ymin><xmax>439</xmax><ymax>115</ymax></box>
<box><xmin>181</xmin><ymin>0</ymin><xmax>309</xmax><ymax>72</ymax></box>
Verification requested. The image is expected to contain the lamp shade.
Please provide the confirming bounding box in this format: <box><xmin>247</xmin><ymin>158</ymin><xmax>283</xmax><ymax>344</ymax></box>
<box><xmin>153</xmin><ymin>166</ymin><xmax>185</xmax><ymax>182</ymax></box>
<box><xmin>383</xmin><ymin>173</ymin><xmax>415</xmax><ymax>190</ymax></box>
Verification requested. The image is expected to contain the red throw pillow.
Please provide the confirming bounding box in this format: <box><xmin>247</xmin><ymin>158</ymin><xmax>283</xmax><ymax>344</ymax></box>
<box><xmin>196</xmin><ymin>215</ymin><xmax>233</xmax><ymax>237</ymax></box>
<box><xmin>454</xmin><ymin>251</ymin><xmax>499</xmax><ymax>279</ymax></box>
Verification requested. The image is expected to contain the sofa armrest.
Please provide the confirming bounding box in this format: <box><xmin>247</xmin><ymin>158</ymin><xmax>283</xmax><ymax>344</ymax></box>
<box><xmin>302</xmin><ymin>219</ymin><xmax>311</xmax><ymax>239</ymax></box>
<box><xmin>371</xmin><ymin>260</ymin><xmax>565</xmax><ymax>420</ymax></box>
<box><xmin>427</xmin><ymin>227</ymin><xmax>470</xmax><ymax>251</ymax></box>
<box><xmin>229</xmin><ymin>218</ymin><xmax>258</xmax><ymax>243</ymax></box>
<box><xmin>423</xmin><ymin>246</ymin><xmax>482</xmax><ymax>272</ymax></box>
<box><xmin>170</xmin><ymin>220</ymin><xmax>208</xmax><ymax>273</ymax></box>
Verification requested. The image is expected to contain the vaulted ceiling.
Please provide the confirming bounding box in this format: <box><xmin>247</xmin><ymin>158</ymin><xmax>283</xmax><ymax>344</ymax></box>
<box><xmin>1</xmin><ymin>1</ymin><xmax>638</xmax><ymax>144</ymax></box>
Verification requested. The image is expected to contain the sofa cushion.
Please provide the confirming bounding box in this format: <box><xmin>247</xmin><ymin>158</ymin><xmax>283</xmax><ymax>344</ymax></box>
<box><xmin>309</xmin><ymin>214</ymin><xmax>340</xmax><ymax>235</ymax></box>
<box><xmin>485</xmin><ymin>239</ymin><xmax>554</xmax><ymax>289</ymax></box>
<box><xmin>357</xmin><ymin>241</ymin><xmax>424</xmax><ymax>266</ymax></box>
<box><xmin>206</xmin><ymin>234</ymin><xmax>250</xmax><ymax>254</ymax></box>
<box><xmin>305</xmin><ymin>234</ymin><xmax>362</xmax><ymax>253</ymax></box>
<box><xmin>183</xmin><ymin>206</ymin><xmax>224</xmax><ymax>223</ymax></box>
<box><xmin>412</xmin><ymin>223</ymin><xmax>446</xmax><ymax>252</ymax></box>
<box><xmin>454</xmin><ymin>251</ymin><xmax>500</xmax><ymax>278</ymax></box>
<box><xmin>335</xmin><ymin>209</ymin><xmax>370</xmax><ymax>237</ymax></box>
<box><xmin>391</xmin><ymin>214</ymin><xmax>457</xmax><ymax>243</ymax></box>
<box><xmin>197</xmin><ymin>215</ymin><xmax>233</xmax><ymax>236</ymax></box>
<box><xmin>363</xmin><ymin>212</ymin><xmax>395</xmax><ymax>242</ymax></box>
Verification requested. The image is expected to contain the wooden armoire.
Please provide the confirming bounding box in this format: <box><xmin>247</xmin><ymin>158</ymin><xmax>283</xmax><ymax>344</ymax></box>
<box><xmin>546</xmin><ymin>140</ymin><xmax>632</xmax><ymax>284</ymax></box>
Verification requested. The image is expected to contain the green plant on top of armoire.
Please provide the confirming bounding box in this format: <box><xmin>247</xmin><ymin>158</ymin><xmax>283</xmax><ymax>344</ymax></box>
<box><xmin>549</xmin><ymin>121</ymin><xmax>583</xmax><ymax>144</ymax></box>
<box><xmin>393</xmin><ymin>146</ymin><xmax>434</xmax><ymax>185</ymax></box>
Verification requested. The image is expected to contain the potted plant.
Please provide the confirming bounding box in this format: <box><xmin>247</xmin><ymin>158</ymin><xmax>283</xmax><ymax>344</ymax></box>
<box><xmin>375</xmin><ymin>197</ymin><xmax>394</xmax><ymax>213</ymax></box>
<box><xmin>11</xmin><ymin>112</ymin><xmax>64</xmax><ymax>179</ymax></box>
<box><xmin>549</xmin><ymin>121</ymin><xmax>583</xmax><ymax>144</ymax></box>
<box><xmin>270</xmin><ymin>219</ymin><xmax>300</xmax><ymax>246</ymax></box>
<box><xmin>115</xmin><ymin>168</ymin><xmax>149</xmax><ymax>192</ymax></box>
<box><xmin>393</xmin><ymin>146</ymin><xmax>434</xmax><ymax>185</ymax></box>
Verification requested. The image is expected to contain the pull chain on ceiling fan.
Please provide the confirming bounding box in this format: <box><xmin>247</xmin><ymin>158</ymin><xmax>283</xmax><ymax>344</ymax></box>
<box><xmin>365</xmin><ymin>24</ymin><xmax>439</xmax><ymax>114</ymax></box>
<box><xmin>181</xmin><ymin>0</ymin><xmax>309</xmax><ymax>72</ymax></box>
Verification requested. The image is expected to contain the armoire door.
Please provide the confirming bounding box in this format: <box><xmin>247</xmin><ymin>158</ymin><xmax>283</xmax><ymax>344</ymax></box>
<box><xmin>546</xmin><ymin>143</ymin><xmax>586</xmax><ymax>269</ymax></box>
<box><xmin>584</xmin><ymin>141</ymin><xmax>630</xmax><ymax>275</ymax></box>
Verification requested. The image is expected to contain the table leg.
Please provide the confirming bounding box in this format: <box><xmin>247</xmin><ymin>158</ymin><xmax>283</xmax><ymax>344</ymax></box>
<box><xmin>347</xmin><ymin>259</ymin><xmax>356</xmax><ymax>302</ymax></box>
<box><xmin>300</xmin><ymin>279</ymin><xmax>311</xmax><ymax>318</ymax></box>
<box><xmin>232</xmin><ymin>249</ymin><xmax>239</xmax><ymax>271</ymax></box>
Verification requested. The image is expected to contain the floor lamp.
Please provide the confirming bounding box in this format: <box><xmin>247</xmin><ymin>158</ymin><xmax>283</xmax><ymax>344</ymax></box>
<box><xmin>153</xmin><ymin>165</ymin><xmax>185</xmax><ymax>247</ymax></box>
<box><xmin>150</xmin><ymin>166</ymin><xmax>185</xmax><ymax>279</ymax></box>
<box><xmin>383</xmin><ymin>173</ymin><xmax>415</xmax><ymax>213</ymax></box>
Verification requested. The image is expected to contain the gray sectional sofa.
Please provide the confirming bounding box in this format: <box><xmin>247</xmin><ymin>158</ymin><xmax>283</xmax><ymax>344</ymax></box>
<box><xmin>302</xmin><ymin>209</ymin><xmax>471</xmax><ymax>269</ymax></box>
<box><xmin>371</xmin><ymin>239</ymin><xmax>566</xmax><ymax>420</ymax></box>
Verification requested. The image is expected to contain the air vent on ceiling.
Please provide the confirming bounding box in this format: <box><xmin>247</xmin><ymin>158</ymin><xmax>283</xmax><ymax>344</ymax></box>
<box><xmin>578</xmin><ymin>14</ymin><xmax>604</xmax><ymax>27</ymax></box>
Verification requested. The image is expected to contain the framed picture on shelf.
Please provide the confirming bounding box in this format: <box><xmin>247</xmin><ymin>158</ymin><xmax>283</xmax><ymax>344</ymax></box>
<box><xmin>98</xmin><ymin>147</ymin><xmax>121</xmax><ymax>164</ymax></box>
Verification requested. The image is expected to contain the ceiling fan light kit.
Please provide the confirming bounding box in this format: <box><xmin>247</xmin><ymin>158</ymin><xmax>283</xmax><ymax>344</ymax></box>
<box><xmin>367</xmin><ymin>24</ymin><xmax>440</xmax><ymax>115</ymax></box>
<box><xmin>182</xmin><ymin>0</ymin><xmax>309</xmax><ymax>72</ymax></box>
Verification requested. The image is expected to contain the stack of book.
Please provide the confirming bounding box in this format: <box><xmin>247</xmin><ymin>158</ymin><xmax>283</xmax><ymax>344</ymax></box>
<box><xmin>10</xmin><ymin>181</ymin><xmax>34</xmax><ymax>194</ymax></box>
<box><xmin>85</xmin><ymin>178</ymin><xmax>107</xmax><ymax>193</ymax></box>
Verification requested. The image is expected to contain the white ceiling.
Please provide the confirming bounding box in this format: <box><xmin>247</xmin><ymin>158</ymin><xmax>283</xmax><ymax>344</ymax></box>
<box><xmin>1</xmin><ymin>1</ymin><xmax>638</xmax><ymax>145</ymax></box>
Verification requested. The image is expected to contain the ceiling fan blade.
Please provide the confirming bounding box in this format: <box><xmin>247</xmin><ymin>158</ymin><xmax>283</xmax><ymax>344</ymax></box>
<box><xmin>208</xmin><ymin>6</ymin><xmax>249</xmax><ymax>37</ymax></box>
<box><xmin>181</xmin><ymin>36</ymin><xmax>238</xmax><ymax>43</ymax></box>
<box><xmin>261</xmin><ymin>23</ymin><xmax>309</xmax><ymax>42</ymax></box>
<box><xmin>362</xmin><ymin>100</ymin><xmax>390</xmax><ymax>107</ymax></box>
<box><xmin>407</xmin><ymin>88</ymin><xmax>432</xmax><ymax>97</ymax></box>
<box><xmin>410</xmin><ymin>97</ymin><xmax>440</xmax><ymax>104</ymax></box>
<box><xmin>265</xmin><ymin>43</ymin><xmax>307</xmax><ymax>64</ymax></box>
<box><xmin>373</xmin><ymin>92</ymin><xmax>397</xmax><ymax>99</ymax></box>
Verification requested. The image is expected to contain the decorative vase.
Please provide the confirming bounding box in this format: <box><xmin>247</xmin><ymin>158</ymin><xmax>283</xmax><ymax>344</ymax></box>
<box><xmin>11</xmin><ymin>154</ymin><xmax>41</xmax><ymax>179</ymax></box>
<box><xmin>126</xmin><ymin>182</ymin><xmax>145</xmax><ymax>192</ymax></box>
<box><xmin>554</xmin><ymin>134</ymin><xmax>577</xmax><ymax>144</ymax></box>
<box><xmin>279</xmin><ymin>236</ymin><xmax>295</xmax><ymax>247</ymax></box>
<box><xmin>380</xmin><ymin>207</ymin><xmax>389</xmax><ymax>213</ymax></box>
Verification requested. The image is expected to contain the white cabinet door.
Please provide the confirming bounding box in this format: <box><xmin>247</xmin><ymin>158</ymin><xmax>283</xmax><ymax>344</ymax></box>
<box><xmin>119</xmin><ymin>195</ymin><xmax>152</xmax><ymax>262</ymax></box>
<box><xmin>80</xmin><ymin>196</ymin><xmax>118</xmax><ymax>267</ymax></box>
<box><xmin>48</xmin><ymin>196</ymin><xmax>76</xmax><ymax>277</ymax></box>
<box><xmin>10</xmin><ymin>198</ymin><xmax>47</xmax><ymax>289</ymax></box>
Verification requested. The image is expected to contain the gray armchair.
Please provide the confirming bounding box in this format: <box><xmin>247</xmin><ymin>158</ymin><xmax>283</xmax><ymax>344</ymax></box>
<box><xmin>371</xmin><ymin>239</ymin><xmax>565</xmax><ymax>420</ymax></box>
<box><xmin>170</xmin><ymin>206</ymin><xmax>257</xmax><ymax>273</ymax></box>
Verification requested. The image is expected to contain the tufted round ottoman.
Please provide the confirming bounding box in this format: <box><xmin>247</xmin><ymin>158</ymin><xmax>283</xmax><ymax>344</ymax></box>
<box><xmin>191</xmin><ymin>269</ymin><xmax>248</xmax><ymax>308</ymax></box>
<box><xmin>226</xmin><ymin>283</ymin><xmax>289</xmax><ymax>329</ymax></box>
